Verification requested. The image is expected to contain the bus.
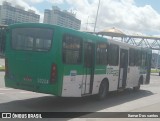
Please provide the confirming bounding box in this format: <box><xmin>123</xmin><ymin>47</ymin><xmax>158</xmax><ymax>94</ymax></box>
<box><xmin>5</xmin><ymin>23</ymin><xmax>152</xmax><ymax>99</ymax></box>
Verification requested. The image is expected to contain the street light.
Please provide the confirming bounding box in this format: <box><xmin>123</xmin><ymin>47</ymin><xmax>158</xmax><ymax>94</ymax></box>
<box><xmin>93</xmin><ymin>0</ymin><xmax>101</xmax><ymax>33</ymax></box>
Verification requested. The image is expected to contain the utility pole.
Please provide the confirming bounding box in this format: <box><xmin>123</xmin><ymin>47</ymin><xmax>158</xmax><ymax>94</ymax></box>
<box><xmin>93</xmin><ymin>0</ymin><xmax>101</xmax><ymax>33</ymax></box>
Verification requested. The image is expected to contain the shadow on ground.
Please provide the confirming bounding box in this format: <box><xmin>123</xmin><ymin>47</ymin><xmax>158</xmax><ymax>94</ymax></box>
<box><xmin>0</xmin><ymin>89</ymin><xmax>153</xmax><ymax>113</ymax></box>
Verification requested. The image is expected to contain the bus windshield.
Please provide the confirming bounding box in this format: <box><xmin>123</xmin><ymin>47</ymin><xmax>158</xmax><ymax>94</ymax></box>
<box><xmin>12</xmin><ymin>28</ymin><xmax>53</xmax><ymax>51</ymax></box>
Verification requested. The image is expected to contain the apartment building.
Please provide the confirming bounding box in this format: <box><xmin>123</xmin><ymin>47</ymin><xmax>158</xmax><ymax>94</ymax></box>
<box><xmin>0</xmin><ymin>1</ymin><xmax>40</xmax><ymax>25</ymax></box>
<box><xmin>44</xmin><ymin>6</ymin><xmax>81</xmax><ymax>30</ymax></box>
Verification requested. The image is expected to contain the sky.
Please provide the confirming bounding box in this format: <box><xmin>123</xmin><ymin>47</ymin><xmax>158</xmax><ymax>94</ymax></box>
<box><xmin>0</xmin><ymin>0</ymin><xmax>160</xmax><ymax>36</ymax></box>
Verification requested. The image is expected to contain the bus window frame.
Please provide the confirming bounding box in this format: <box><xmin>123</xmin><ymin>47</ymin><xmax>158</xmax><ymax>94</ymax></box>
<box><xmin>135</xmin><ymin>49</ymin><xmax>142</xmax><ymax>66</ymax></box>
<box><xmin>96</xmin><ymin>42</ymin><xmax>108</xmax><ymax>65</ymax></box>
<box><xmin>129</xmin><ymin>48</ymin><xmax>136</xmax><ymax>66</ymax></box>
<box><xmin>108</xmin><ymin>43</ymin><xmax>119</xmax><ymax>66</ymax></box>
<box><xmin>10</xmin><ymin>27</ymin><xmax>54</xmax><ymax>52</ymax></box>
<box><xmin>142</xmin><ymin>51</ymin><xmax>147</xmax><ymax>67</ymax></box>
<box><xmin>62</xmin><ymin>33</ymin><xmax>83</xmax><ymax>65</ymax></box>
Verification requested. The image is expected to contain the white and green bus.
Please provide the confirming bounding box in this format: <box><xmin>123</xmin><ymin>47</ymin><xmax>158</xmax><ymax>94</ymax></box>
<box><xmin>5</xmin><ymin>23</ymin><xmax>152</xmax><ymax>99</ymax></box>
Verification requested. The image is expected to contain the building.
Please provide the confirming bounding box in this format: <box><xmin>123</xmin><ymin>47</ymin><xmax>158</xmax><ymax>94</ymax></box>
<box><xmin>0</xmin><ymin>1</ymin><xmax>40</xmax><ymax>25</ymax></box>
<box><xmin>43</xmin><ymin>6</ymin><xmax>81</xmax><ymax>30</ymax></box>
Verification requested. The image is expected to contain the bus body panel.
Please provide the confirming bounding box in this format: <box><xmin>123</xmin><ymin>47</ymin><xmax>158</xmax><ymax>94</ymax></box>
<box><xmin>61</xmin><ymin>75</ymin><xmax>83</xmax><ymax>97</ymax></box>
<box><xmin>5</xmin><ymin>53</ymin><xmax>56</xmax><ymax>94</ymax></box>
<box><xmin>61</xmin><ymin>64</ymin><xmax>84</xmax><ymax>97</ymax></box>
<box><xmin>5</xmin><ymin>24</ymin><xmax>63</xmax><ymax>96</ymax></box>
<box><xmin>126</xmin><ymin>67</ymin><xmax>140</xmax><ymax>88</ymax></box>
<box><xmin>106</xmin><ymin>66</ymin><xmax>119</xmax><ymax>91</ymax></box>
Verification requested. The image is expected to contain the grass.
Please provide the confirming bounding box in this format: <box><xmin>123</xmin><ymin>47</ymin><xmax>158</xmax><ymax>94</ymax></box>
<box><xmin>151</xmin><ymin>69</ymin><xmax>160</xmax><ymax>73</ymax></box>
<box><xmin>0</xmin><ymin>65</ymin><xmax>5</xmax><ymax>71</ymax></box>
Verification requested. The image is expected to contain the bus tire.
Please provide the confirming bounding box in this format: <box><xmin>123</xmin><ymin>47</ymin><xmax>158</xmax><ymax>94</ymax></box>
<box><xmin>133</xmin><ymin>77</ymin><xmax>141</xmax><ymax>91</ymax></box>
<box><xmin>97</xmin><ymin>80</ymin><xmax>109</xmax><ymax>100</ymax></box>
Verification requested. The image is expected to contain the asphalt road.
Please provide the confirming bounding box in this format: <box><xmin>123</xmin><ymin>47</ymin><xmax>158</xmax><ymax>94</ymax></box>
<box><xmin>0</xmin><ymin>72</ymin><xmax>160</xmax><ymax>121</ymax></box>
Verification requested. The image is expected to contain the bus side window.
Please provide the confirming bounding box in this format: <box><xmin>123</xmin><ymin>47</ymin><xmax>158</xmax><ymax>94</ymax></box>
<box><xmin>84</xmin><ymin>43</ymin><xmax>93</xmax><ymax>67</ymax></box>
<box><xmin>108</xmin><ymin>44</ymin><xmax>119</xmax><ymax>66</ymax></box>
<box><xmin>142</xmin><ymin>51</ymin><xmax>147</xmax><ymax>66</ymax></box>
<box><xmin>96</xmin><ymin>43</ymin><xmax>108</xmax><ymax>65</ymax></box>
<box><xmin>129</xmin><ymin>48</ymin><xmax>135</xmax><ymax>66</ymax></box>
<box><xmin>135</xmin><ymin>50</ymin><xmax>142</xmax><ymax>66</ymax></box>
<box><xmin>62</xmin><ymin>34</ymin><xmax>82</xmax><ymax>64</ymax></box>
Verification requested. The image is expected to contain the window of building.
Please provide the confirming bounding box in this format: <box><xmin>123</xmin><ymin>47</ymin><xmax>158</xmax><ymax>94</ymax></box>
<box><xmin>108</xmin><ymin>44</ymin><xmax>119</xmax><ymax>66</ymax></box>
<box><xmin>62</xmin><ymin>34</ymin><xmax>82</xmax><ymax>64</ymax></box>
<box><xmin>96</xmin><ymin>43</ymin><xmax>108</xmax><ymax>65</ymax></box>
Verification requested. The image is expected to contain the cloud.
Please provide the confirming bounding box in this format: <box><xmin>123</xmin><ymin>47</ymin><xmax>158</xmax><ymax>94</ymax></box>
<box><xmin>1</xmin><ymin>0</ymin><xmax>160</xmax><ymax>35</ymax></box>
<box><xmin>52</xmin><ymin>0</ymin><xmax>160</xmax><ymax>35</ymax></box>
<box><xmin>99</xmin><ymin>0</ymin><xmax>160</xmax><ymax>34</ymax></box>
<box><xmin>23</xmin><ymin>0</ymin><xmax>44</xmax><ymax>4</ymax></box>
<box><xmin>47</xmin><ymin>0</ymin><xmax>64</xmax><ymax>4</ymax></box>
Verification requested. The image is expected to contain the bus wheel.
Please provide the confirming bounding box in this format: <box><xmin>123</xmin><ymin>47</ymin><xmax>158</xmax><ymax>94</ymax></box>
<box><xmin>97</xmin><ymin>80</ymin><xmax>108</xmax><ymax>100</ymax></box>
<box><xmin>133</xmin><ymin>78</ymin><xmax>141</xmax><ymax>91</ymax></box>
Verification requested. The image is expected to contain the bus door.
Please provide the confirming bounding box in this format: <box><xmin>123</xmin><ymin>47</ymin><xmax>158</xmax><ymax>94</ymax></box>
<box><xmin>118</xmin><ymin>49</ymin><xmax>128</xmax><ymax>89</ymax></box>
<box><xmin>146</xmin><ymin>52</ymin><xmax>152</xmax><ymax>84</ymax></box>
<box><xmin>82</xmin><ymin>42</ymin><xmax>95</xmax><ymax>95</ymax></box>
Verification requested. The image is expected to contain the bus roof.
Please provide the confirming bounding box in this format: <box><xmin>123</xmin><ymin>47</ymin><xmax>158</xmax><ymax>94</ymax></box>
<box><xmin>8</xmin><ymin>23</ymin><xmax>108</xmax><ymax>43</ymax></box>
<box><xmin>108</xmin><ymin>38</ymin><xmax>152</xmax><ymax>52</ymax></box>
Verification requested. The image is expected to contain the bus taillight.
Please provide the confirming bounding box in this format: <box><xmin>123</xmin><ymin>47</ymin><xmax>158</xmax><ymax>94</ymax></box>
<box><xmin>50</xmin><ymin>64</ymin><xmax>57</xmax><ymax>84</ymax></box>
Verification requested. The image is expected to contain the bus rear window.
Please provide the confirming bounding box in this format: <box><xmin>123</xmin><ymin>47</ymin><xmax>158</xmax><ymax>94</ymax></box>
<box><xmin>12</xmin><ymin>28</ymin><xmax>53</xmax><ymax>51</ymax></box>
